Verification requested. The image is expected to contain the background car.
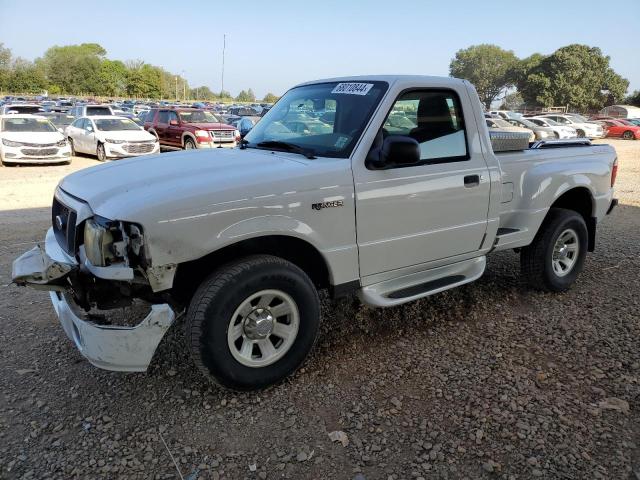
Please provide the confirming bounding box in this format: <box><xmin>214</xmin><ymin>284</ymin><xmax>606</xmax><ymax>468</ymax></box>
<box><xmin>504</xmin><ymin>117</ymin><xmax>557</xmax><ymax>140</ymax></box>
<box><xmin>528</xmin><ymin>117</ymin><xmax>577</xmax><ymax>139</ymax></box>
<box><xmin>68</xmin><ymin>104</ymin><xmax>114</xmax><ymax>118</ymax></box>
<box><xmin>65</xmin><ymin>115</ymin><xmax>159</xmax><ymax>161</ymax></box>
<box><xmin>594</xmin><ymin>119</ymin><xmax>640</xmax><ymax>140</ymax></box>
<box><xmin>0</xmin><ymin>104</ymin><xmax>45</xmax><ymax>115</ymax></box>
<box><xmin>0</xmin><ymin>114</ymin><xmax>71</xmax><ymax>165</ymax></box>
<box><xmin>485</xmin><ymin>118</ymin><xmax>535</xmax><ymax>142</ymax></box>
<box><xmin>539</xmin><ymin>113</ymin><xmax>604</xmax><ymax>138</ymax></box>
<box><xmin>36</xmin><ymin>112</ymin><xmax>76</xmax><ymax>131</ymax></box>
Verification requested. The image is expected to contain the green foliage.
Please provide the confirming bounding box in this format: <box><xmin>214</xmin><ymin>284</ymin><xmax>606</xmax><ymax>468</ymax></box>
<box><xmin>0</xmin><ymin>43</ymin><xmax>11</xmax><ymax>90</ymax></box>
<box><xmin>7</xmin><ymin>58</ymin><xmax>47</xmax><ymax>93</ymax></box>
<box><xmin>499</xmin><ymin>91</ymin><xmax>524</xmax><ymax>110</ymax></box>
<box><xmin>236</xmin><ymin>88</ymin><xmax>256</xmax><ymax>103</ymax></box>
<box><xmin>96</xmin><ymin>59</ymin><xmax>127</xmax><ymax>97</ymax></box>
<box><xmin>513</xmin><ymin>45</ymin><xmax>629</xmax><ymax>110</ymax></box>
<box><xmin>41</xmin><ymin>43</ymin><xmax>107</xmax><ymax>94</ymax></box>
<box><xmin>262</xmin><ymin>92</ymin><xmax>279</xmax><ymax>103</ymax></box>
<box><xmin>450</xmin><ymin>44</ymin><xmax>518</xmax><ymax>109</ymax></box>
<box><xmin>624</xmin><ymin>90</ymin><xmax>640</xmax><ymax>107</ymax></box>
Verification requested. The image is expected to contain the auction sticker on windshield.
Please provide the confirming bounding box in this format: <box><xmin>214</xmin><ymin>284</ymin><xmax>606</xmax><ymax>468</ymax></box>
<box><xmin>331</xmin><ymin>83</ymin><xmax>374</xmax><ymax>95</ymax></box>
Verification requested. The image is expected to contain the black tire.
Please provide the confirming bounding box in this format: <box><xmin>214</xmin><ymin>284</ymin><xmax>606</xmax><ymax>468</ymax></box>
<box><xmin>553</xmin><ymin>131</ymin><xmax>560</xmax><ymax>139</ymax></box>
<box><xmin>622</xmin><ymin>130</ymin><xmax>634</xmax><ymax>140</ymax></box>
<box><xmin>184</xmin><ymin>137</ymin><xmax>196</xmax><ymax>150</ymax></box>
<box><xmin>576</xmin><ymin>129</ymin><xmax>585</xmax><ymax>138</ymax></box>
<box><xmin>68</xmin><ymin>137</ymin><xmax>76</xmax><ymax>156</ymax></box>
<box><xmin>96</xmin><ymin>142</ymin><xmax>107</xmax><ymax>162</ymax></box>
<box><xmin>185</xmin><ymin>255</ymin><xmax>320</xmax><ymax>390</ymax></box>
<box><xmin>520</xmin><ymin>208</ymin><xmax>588</xmax><ymax>292</ymax></box>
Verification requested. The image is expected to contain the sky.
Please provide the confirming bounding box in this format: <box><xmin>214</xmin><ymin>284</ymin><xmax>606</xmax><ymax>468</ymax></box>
<box><xmin>1</xmin><ymin>0</ymin><xmax>639</xmax><ymax>98</ymax></box>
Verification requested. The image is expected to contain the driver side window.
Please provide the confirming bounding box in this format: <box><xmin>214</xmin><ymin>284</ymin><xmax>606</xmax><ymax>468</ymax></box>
<box><xmin>383</xmin><ymin>89</ymin><xmax>468</xmax><ymax>163</ymax></box>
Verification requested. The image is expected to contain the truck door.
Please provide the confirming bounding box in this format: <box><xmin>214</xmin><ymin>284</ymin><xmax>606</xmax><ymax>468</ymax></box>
<box><xmin>353</xmin><ymin>87</ymin><xmax>491</xmax><ymax>279</ymax></box>
<box><xmin>155</xmin><ymin>110</ymin><xmax>170</xmax><ymax>145</ymax></box>
<box><xmin>166</xmin><ymin>111</ymin><xmax>182</xmax><ymax>147</ymax></box>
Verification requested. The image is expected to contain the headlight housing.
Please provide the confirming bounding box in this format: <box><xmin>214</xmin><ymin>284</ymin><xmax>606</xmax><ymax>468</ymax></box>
<box><xmin>84</xmin><ymin>218</ymin><xmax>115</xmax><ymax>267</ymax></box>
<box><xmin>195</xmin><ymin>130</ymin><xmax>210</xmax><ymax>139</ymax></box>
<box><xmin>2</xmin><ymin>138</ymin><xmax>23</xmax><ymax>147</ymax></box>
<box><xmin>105</xmin><ymin>138</ymin><xmax>126</xmax><ymax>144</ymax></box>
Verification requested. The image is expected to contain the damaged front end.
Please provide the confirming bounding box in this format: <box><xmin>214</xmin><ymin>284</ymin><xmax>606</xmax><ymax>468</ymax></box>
<box><xmin>11</xmin><ymin>188</ymin><xmax>177</xmax><ymax>372</ymax></box>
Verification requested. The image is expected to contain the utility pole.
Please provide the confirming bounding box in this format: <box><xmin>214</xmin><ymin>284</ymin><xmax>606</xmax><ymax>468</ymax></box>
<box><xmin>181</xmin><ymin>70</ymin><xmax>186</xmax><ymax>101</ymax></box>
<box><xmin>175</xmin><ymin>75</ymin><xmax>178</xmax><ymax>101</ymax></box>
<box><xmin>221</xmin><ymin>34</ymin><xmax>226</xmax><ymax>97</ymax></box>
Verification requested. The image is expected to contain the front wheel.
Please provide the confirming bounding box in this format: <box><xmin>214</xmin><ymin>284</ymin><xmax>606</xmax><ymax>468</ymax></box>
<box><xmin>68</xmin><ymin>138</ymin><xmax>76</xmax><ymax>156</ymax></box>
<box><xmin>576</xmin><ymin>129</ymin><xmax>585</xmax><ymax>138</ymax></box>
<box><xmin>96</xmin><ymin>142</ymin><xmax>107</xmax><ymax>162</ymax></box>
<box><xmin>184</xmin><ymin>137</ymin><xmax>196</xmax><ymax>150</ymax></box>
<box><xmin>185</xmin><ymin>255</ymin><xmax>320</xmax><ymax>390</ymax></box>
<box><xmin>520</xmin><ymin>208</ymin><xmax>588</xmax><ymax>292</ymax></box>
<box><xmin>622</xmin><ymin>130</ymin><xmax>634</xmax><ymax>140</ymax></box>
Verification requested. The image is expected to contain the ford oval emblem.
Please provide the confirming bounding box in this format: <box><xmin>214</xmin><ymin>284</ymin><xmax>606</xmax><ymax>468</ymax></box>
<box><xmin>55</xmin><ymin>215</ymin><xmax>65</xmax><ymax>230</ymax></box>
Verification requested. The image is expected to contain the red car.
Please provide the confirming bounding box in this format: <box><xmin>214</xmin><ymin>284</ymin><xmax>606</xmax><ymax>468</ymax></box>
<box><xmin>144</xmin><ymin>108</ymin><xmax>239</xmax><ymax>150</ymax></box>
<box><xmin>595</xmin><ymin>119</ymin><xmax>640</xmax><ymax>140</ymax></box>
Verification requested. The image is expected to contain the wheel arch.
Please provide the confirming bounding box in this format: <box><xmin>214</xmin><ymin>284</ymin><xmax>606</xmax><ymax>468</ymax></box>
<box><xmin>182</xmin><ymin>131</ymin><xmax>197</xmax><ymax>147</ymax></box>
<box><xmin>172</xmin><ymin>234</ymin><xmax>333</xmax><ymax>303</ymax></box>
<box><xmin>547</xmin><ymin>186</ymin><xmax>596</xmax><ymax>251</ymax></box>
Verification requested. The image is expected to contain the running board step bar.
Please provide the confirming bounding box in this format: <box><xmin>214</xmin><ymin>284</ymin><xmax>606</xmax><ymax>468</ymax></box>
<box><xmin>358</xmin><ymin>256</ymin><xmax>486</xmax><ymax>307</ymax></box>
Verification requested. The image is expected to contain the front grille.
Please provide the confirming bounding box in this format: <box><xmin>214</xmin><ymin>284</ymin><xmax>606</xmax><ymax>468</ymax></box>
<box><xmin>210</xmin><ymin>130</ymin><xmax>234</xmax><ymax>139</ymax></box>
<box><xmin>52</xmin><ymin>196</ymin><xmax>78</xmax><ymax>255</ymax></box>
<box><xmin>19</xmin><ymin>141</ymin><xmax>57</xmax><ymax>148</ymax></box>
<box><xmin>21</xmin><ymin>147</ymin><xmax>58</xmax><ymax>156</ymax></box>
<box><xmin>122</xmin><ymin>143</ymin><xmax>155</xmax><ymax>154</ymax></box>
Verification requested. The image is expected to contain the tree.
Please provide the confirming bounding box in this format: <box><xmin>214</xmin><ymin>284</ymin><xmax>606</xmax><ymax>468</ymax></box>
<box><xmin>513</xmin><ymin>45</ymin><xmax>628</xmax><ymax>110</ymax></box>
<box><xmin>624</xmin><ymin>90</ymin><xmax>640</xmax><ymax>107</ymax></box>
<box><xmin>236</xmin><ymin>88</ymin><xmax>256</xmax><ymax>102</ymax></box>
<box><xmin>0</xmin><ymin>43</ymin><xmax>12</xmax><ymax>91</ymax></box>
<box><xmin>7</xmin><ymin>58</ymin><xmax>48</xmax><ymax>93</ymax></box>
<box><xmin>499</xmin><ymin>91</ymin><xmax>524</xmax><ymax>110</ymax></box>
<box><xmin>96</xmin><ymin>59</ymin><xmax>127</xmax><ymax>97</ymax></box>
<box><xmin>262</xmin><ymin>92</ymin><xmax>279</xmax><ymax>103</ymax></box>
<box><xmin>449</xmin><ymin>44</ymin><xmax>518</xmax><ymax>109</ymax></box>
<box><xmin>41</xmin><ymin>43</ymin><xmax>106</xmax><ymax>94</ymax></box>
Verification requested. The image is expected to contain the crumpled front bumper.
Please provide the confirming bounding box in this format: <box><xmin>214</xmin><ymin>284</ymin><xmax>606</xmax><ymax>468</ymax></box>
<box><xmin>50</xmin><ymin>291</ymin><xmax>175</xmax><ymax>371</ymax></box>
<box><xmin>12</xmin><ymin>228</ymin><xmax>176</xmax><ymax>372</ymax></box>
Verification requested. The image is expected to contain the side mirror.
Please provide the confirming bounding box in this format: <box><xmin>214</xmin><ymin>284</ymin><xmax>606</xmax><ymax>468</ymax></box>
<box><xmin>367</xmin><ymin>135</ymin><xmax>420</xmax><ymax>170</ymax></box>
<box><xmin>169</xmin><ymin>119</ymin><xmax>179</xmax><ymax>126</ymax></box>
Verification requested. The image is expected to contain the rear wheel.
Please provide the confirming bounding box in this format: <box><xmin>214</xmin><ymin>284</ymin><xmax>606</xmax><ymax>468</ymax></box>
<box><xmin>520</xmin><ymin>208</ymin><xmax>588</xmax><ymax>292</ymax></box>
<box><xmin>96</xmin><ymin>142</ymin><xmax>107</xmax><ymax>162</ymax></box>
<box><xmin>622</xmin><ymin>130</ymin><xmax>634</xmax><ymax>140</ymax></box>
<box><xmin>185</xmin><ymin>255</ymin><xmax>320</xmax><ymax>390</ymax></box>
<box><xmin>184</xmin><ymin>137</ymin><xmax>196</xmax><ymax>150</ymax></box>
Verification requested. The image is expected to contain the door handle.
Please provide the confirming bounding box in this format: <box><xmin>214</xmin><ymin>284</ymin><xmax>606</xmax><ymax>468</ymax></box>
<box><xmin>464</xmin><ymin>175</ymin><xmax>480</xmax><ymax>187</ymax></box>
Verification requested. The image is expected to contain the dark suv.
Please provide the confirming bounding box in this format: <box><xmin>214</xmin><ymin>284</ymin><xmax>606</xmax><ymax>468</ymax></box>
<box><xmin>144</xmin><ymin>108</ymin><xmax>239</xmax><ymax>150</ymax></box>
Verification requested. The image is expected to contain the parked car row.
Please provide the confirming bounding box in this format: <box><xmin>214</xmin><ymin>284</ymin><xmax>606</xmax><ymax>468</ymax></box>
<box><xmin>486</xmin><ymin>110</ymin><xmax>606</xmax><ymax>140</ymax></box>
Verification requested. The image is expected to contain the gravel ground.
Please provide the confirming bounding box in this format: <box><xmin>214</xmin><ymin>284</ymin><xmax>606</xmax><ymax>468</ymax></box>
<box><xmin>0</xmin><ymin>141</ymin><xmax>639</xmax><ymax>479</ymax></box>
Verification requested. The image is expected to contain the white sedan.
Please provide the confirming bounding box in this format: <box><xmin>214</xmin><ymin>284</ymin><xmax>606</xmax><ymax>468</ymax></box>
<box><xmin>528</xmin><ymin>117</ymin><xmax>578</xmax><ymax>139</ymax></box>
<box><xmin>0</xmin><ymin>114</ymin><xmax>71</xmax><ymax>165</ymax></box>
<box><xmin>65</xmin><ymin>115</ymin><xmax>159</xmax><ymax>161</ymax></box>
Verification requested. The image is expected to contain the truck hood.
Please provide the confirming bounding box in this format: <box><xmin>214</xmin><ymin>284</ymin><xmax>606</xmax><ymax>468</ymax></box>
<box><xmin>59</xmin><ymin>148</ymin><xmax>309</xmax><ymax>220</ymax></box>
<box><xmin>186</xmin><ymin>122</ymin><xmax>235</xmax><ymax>130</ymax></box>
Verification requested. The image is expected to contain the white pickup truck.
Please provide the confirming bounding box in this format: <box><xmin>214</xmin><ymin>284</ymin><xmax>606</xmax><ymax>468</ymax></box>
<box><xmin>12</xmin><ymin>76</ymin><xmax>618</xmax><ymax>390</ymax></box>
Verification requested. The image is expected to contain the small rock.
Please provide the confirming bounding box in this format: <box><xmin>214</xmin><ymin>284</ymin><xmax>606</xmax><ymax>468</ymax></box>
<box><xmin>390</xmin><ymin>397</ymin><xmax>402</xmax><ymax>409</ymax></box>
<box><xmin>328</xmin><ymin>430</ymin><xmax>349</xmax><ymax>447</ymax></box>
<box><xmin>598</xmin><ymin>397</ymin><xmax>630</xmax><ymax>414</ymax></box>
<box><xmin>296</xmin><ymin>452</ymin><xmax>308</xmax><ymax>462</ymax></box>
<box><xmin>249</xmin><ymin>463</ymin><xmax>257</xmax><ymax>472</ymax></box>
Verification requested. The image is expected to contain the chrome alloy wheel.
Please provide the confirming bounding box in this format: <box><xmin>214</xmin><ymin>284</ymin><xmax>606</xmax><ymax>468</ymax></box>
<box><xmin>552</xmin><ymin>228</ymin><xmax>579</xmax><ymax>277</ymax></box>
<box><xmin>227</xmin><ymin>289</ymin><xmax>300</xmax><ymax>368</ymax></box>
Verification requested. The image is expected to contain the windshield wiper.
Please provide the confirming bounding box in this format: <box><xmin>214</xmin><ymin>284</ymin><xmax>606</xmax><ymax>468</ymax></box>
<box><xmin>255</xmin><ymin>140</ymin><xmax>317</xmax><ymax>159</ymax></box>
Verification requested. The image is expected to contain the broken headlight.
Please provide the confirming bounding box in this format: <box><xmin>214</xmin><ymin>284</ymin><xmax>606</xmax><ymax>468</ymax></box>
<box><xmin>84</xmin><ymin>218</ymin><xmax>116</xmax><ymax>267</ymax></box>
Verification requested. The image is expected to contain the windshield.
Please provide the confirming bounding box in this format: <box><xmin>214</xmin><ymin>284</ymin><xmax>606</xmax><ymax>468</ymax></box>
<box><xmin>491</xmin><ymin>119</ymin><xmax>514</xmax><ymax>128</ymax></box>
<box><xmin>244</xmin><ymin>81</ymin><xmax>388</xmax><ymax>158</ymax></box>
<box><xmin>536</xmin><ymin>118</ymin><xmax>559</xmax><ymax>126</ymax></box>
<box><xmin>178</xmin><ymin>110</ymin><xmax>223</xmax><ymax>123</ymax></box>
<box><xmin>2</xmin><ymin>117</ymin><xmax>57</xmax><ymax>132</ymax></box>
<box><xmin>95</xmin><ymin>118</ymin><xmax>141</xmax><ymax>131</ymax></box>
<box><xmin>514</xmin><ymin>118</ymin><xmax>536</xmax><ymax>128</ymax></box>
<box><xmin>568</xmin><ymin>114</ymin><xmax>588</xmax><ymax>123</ymax></box>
